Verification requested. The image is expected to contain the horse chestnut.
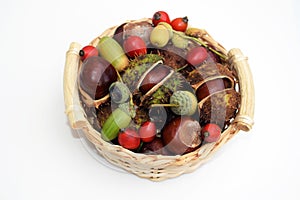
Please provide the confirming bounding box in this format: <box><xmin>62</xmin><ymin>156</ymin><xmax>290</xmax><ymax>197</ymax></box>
<box><xmin>162</xmin><ymin>116</ymin><xmax>201</xmax><ymax>155</ymax></box>
<box><xmin>79</xmin><ymin>56</ymin><xmax>118</xmax><ymax>100</ymax></box>
<box><xmin>139</xmin><ymin>64</ymin><xmax>171</xmax><ymax>94</ymax></box>
<box><xmin>140</xmin><ymin>138</ymin><xmax>168</xmax><ymax>155</ymax></box>
<box><xmin>113</xmin><ymin>23</ymin><xmax>126</xmax><ymax>44</ymax></box>
<box><xmin>196</xmin><ymin>78</ymin><xmax>232</xmax><ymax>101</ymax></box>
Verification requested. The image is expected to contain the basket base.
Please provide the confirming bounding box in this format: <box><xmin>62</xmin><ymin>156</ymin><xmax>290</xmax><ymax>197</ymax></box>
<box><xmin>77</xmin><ymin>130</ymin><xmax>128</xmax><ymax>174</ymax></box>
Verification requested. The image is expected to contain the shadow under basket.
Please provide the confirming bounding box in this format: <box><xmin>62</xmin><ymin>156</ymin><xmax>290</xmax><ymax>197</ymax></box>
<box><xmin>63</xmin><ymin>19</ymin><xmax>255</xmax><ymax>181</ymax></box>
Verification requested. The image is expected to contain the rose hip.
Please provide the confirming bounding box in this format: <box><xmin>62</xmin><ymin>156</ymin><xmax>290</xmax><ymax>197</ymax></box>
<box><xmin>79</xmin><ymin>45</ymin><xmax>98</xmax><ymax>61</ymax></box>
<box><xmin>186</xmin><ymin>46</ymin><xmax>208</xmax><ymax>67</ymax></box>
<box><xmin>201</xmin><ymin>123</ymin><xmax>221</xmax><ymax>143</ymax></box>
<box><xmin>152</xmin><ymin>11</ymin><xmax>171</xmax><ymax>26</ymax></box>
<box><xmin>118</xmin><ymin>129</ymin><xmax>140</xmax><ymax>150</ymax></box>
<box><xmin>138</xmin><ymin>121</ymin><xmax>157</xmax><ymax>143</ymax></box>
<box><xmin>123</xmin><ymin>36</ymin><xmax>147</xmax><ymax>58</ymax></box>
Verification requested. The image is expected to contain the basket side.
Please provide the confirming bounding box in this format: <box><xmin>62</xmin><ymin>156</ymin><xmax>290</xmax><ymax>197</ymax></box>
<box><xmin>63</xmin><ymin>42</ymin><xmax>88</xmax><ymax>129</ymax></box>
<box><xmin>228</xmin><ymin>49</ymin><xmax>255</xmax><ymax>131</ymax></box>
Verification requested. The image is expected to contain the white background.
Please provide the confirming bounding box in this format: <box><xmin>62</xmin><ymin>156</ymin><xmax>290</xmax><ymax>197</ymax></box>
<box><xmin>1</xmin><ymin>0</ymin><xmax>300</xmax><ymax>199</ymax></box>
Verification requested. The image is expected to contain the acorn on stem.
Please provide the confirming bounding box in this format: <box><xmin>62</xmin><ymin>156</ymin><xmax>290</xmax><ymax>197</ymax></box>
<box><xmin>169</xmin><ymin>90</ymin><xmax>198</xmax><ymax>116</ymax></box>
<box><xmin>109</xmin><ymin>81</ymin><xmax>130</xmax><ymax>104</ymax></box>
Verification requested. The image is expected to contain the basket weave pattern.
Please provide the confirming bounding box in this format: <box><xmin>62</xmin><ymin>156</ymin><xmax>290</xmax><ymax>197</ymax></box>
<box><xmin>63</xmin><ymin>19</ymin><xmax>254</xmax><ymax>181</ymax></box>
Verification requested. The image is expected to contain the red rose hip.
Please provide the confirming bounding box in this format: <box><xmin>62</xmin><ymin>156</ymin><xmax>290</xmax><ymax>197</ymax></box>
<box><xmin>171</xmin><ymin>16</ymin><xmax>188</xmax><ymax>32</ymax></box>
<box><xmin>79</xmin><ymin>45</ymin><xmax>98</xmax><ymax>61</ymax></box>
<box><xmin>152</xmin><ymin>11</ymin><xmax>171</xmax><ymax>26</ymax></box>
<box><xmin>138</xmin><ymin>121</ymin><xmax>157</xmax><ymax>143</ymax></box>
<box><xmin>187</xmin><ymin>46</ymin><xmax>208</xmax><ymax>67</ymax></box>
<box><xmin>123</xmin><ymin>36</ymin><xmax>147</xmax><ymax>58</ymax></box>
<box><xmin>201</xmin><ymin>123</ymin><xmax>221</xmax><ymax>143</ymax></box>
<box><xmin>118</xmin><ymin>129</ymin><xmax>141</xmax><ymax>150</ymax></box>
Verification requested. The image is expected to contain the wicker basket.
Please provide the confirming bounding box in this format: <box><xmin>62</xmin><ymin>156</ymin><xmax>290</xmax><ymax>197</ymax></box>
<box><xmin>63</xmin><ymin>18</ymin><xmax>255</xmax><ymax>181</ymax></box>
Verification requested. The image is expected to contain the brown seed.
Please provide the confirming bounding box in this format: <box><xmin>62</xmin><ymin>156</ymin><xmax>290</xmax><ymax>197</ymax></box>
<box><xmin>139</xmin><ymin>64</ymin><xmax>171</xmax><ymax>94</ymax></box>
<box><xmin>79</xmin><ymin>56</ymin><xmax>118</xmax><ymax>100</ymax></box>
<box><xmin>140</xmin><ymin>138</ymin><xmax>169</xmax><ymax>155</ymax></box>
<box><xmin>196</xmin><ymin>78</ymin><xmax>232</xmax><ymax>101</ymax></box>
<box><xmin>162</xmin><ymin>116</ymin><xmax>201</xmax><ymax>155</ymax></box>
<box><xmin>113</xmin><ymin>23</ymin><xmax>127</xmax><ymax>44</ymax></box>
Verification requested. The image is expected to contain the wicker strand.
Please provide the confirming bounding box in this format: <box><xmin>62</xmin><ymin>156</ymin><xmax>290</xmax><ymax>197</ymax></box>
<box><xmin>228</xmin><ymin>49</ymin><xmax>255</xmax><ymax>131</ymax></box>
<box><xmin>63</xmin><ymin>42</ymin><xmax>87</xmax><ymax>129</ymax></box>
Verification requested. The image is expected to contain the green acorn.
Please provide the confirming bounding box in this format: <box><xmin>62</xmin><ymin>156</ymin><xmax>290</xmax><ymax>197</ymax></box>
<box><xmin>101</xmin><ymin>108</ymin><xmax>131</xmax><ymax>141</ymax></box>
<box><xmin>170</xmin><ymin>91</ymin><xmax>198</xmax><ymax>116</ymax></box>
<box><xmin>171</xmin><ymin>31</ymin><xmax>189</xmax><ymax>49</ymax></box>
<box><xmin>109</xmin><ymin>82</ymin><xmax>130</xmax><ymax>104</ymax></box>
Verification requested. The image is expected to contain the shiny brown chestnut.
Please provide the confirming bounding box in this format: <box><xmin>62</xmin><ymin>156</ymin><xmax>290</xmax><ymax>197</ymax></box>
<box><xmin>113</xmin><ymin>23</ymin><xmax>126</xmax><ymax>44</ymax></box>
<box><xmin>196</xmin><ymin>78</ymin><xmax>232</xmax><ymax>102</ymax></box>
<box><xmin>140</xmin><ymin>138</ymin><xmax>169</xmax><ymax>155</ymax></box>
<box><xmin>139</xmin><ymin>64</ymin><xmax>171</xmax><ymax>94</ymax></box>
<box><xmin>79</xmin><ymin>56</ymin><xmax>118</xmax><ymax>100</ymax></box>
<box><xmin>123</xmin><ymin>21</ymin><xmax>153</xmax><ymax>46</ymax></box>
<box><xmin>113</xmin><ymin>21</ymin><xmax>153</xmax><ymax>46</ymax></box>
<box><xmin>162</xmin><ymin>116</ymin><xmax>201</xmax><ymax>155</ymax></box>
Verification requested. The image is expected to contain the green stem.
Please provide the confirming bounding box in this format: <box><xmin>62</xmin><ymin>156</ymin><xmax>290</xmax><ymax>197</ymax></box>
<box><xmin>174</xmin><ymin>29</ymin><xmax>228</xmax><ymax>61</ymax></box>
<box><xmin>176</xmin><ymin>64</ymin><xmax>188</xmax><ymax>72</ymax></box>
<box><xmin>116</xmin><ymin>70</ymin><xmax>124</xmax><ymax>83</ymax></box>
<box><xmin>150</xmin><ymin>103</ymin><xmax>179</xmax><ymax>108</ymax></box>
<box><xmin>136</xmin><ymin>141</ymin><xmax>144</xmax><ymax>153</ymax></box>
<box><xmin>189</xmin><ymin>37</ymin><xmax>227</xmax><ymax>60</ymax></box>
<box><xmin>203</xmin><ymin>131</ymin><xmax>210</xmax><ymax>138</ymax></box>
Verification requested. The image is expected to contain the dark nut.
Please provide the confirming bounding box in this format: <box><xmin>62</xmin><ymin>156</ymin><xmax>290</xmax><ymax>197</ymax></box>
<box><xmin>79</xmin><ymin>56</ymin><xmax>118</xmax><ymax>100</ymax></box>
<box><xmin>139</xmin><ymin>64</ymin><xmax>171</xmax><ymax>94</ymax></box>
<box><xmin>162</xmin><ymin>116</ymin><xmax>201</xmax><ymax>155</ymax></box>
<box><xmin>113</xmin><ymin>23</ymin><xmax>127</xmax><ymax>44</ymax></box>
<box><xmin>140</xmin><ymin>138</ymin><xmax>169</xmax><ymax>155</ymax></box>
<box><xmin>196</xmin><ymin>78</ymin><xmax>232</xmax><ymax>101</ymax></box>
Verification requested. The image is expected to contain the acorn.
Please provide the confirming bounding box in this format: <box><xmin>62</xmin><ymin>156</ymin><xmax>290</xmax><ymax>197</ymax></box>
<box><xmin>169</xmin><ymin>90</ymin><xmax>198</xmax><ymax>116</ymax></box>
<box><xmin>150</xmin><ymin>24</ymin><xmax>170</xmax><ymax>48</ymax></box>
<box><xmin>171</xmin><ymin>31</ymin><xmax>189</xmax><ymax>49</ymax></box>
<box><xmin>101</xmin><ymin>108</ymin><xmax>132</xmax><ymax>141</ymax></box>
<box><xmin>109</xmin><ymin>81</ymin><xmax>130</xmax><ymax>104</ymax></box>
<box><xmin>97</xmin><ymin>36</ymin><xmax>129</xmax><ymax>71</ymax></box>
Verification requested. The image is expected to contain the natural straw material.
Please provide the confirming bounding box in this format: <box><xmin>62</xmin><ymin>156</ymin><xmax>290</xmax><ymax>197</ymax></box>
<box><xmin>63</xmin><ymin>19</ymin><xmax>255</xmax><ymax>181</ymax></box>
